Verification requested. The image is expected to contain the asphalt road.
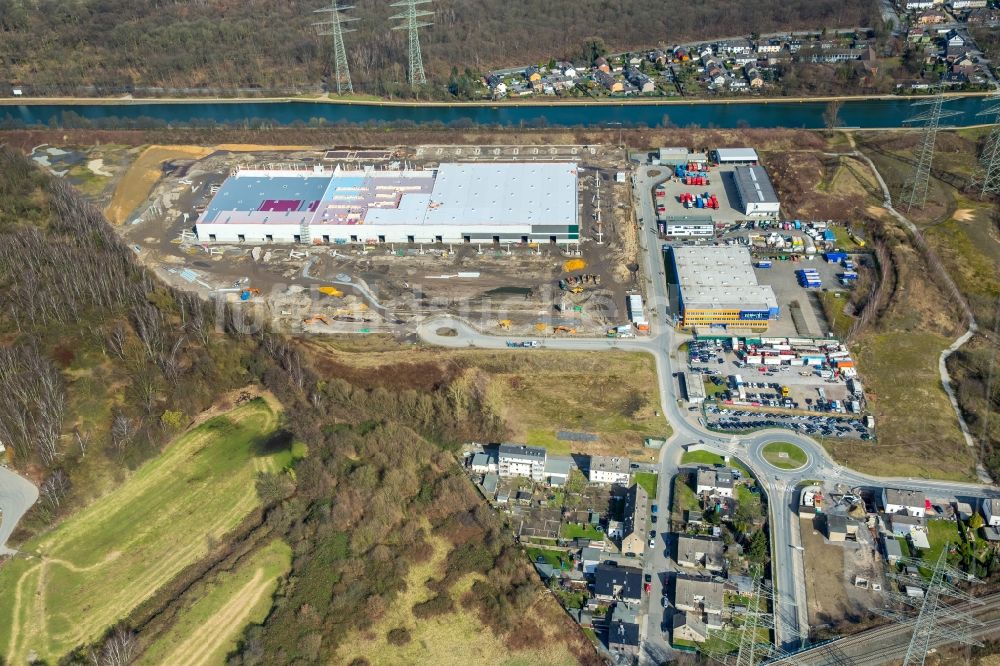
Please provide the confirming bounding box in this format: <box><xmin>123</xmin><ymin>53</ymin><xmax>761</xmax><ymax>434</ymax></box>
<box><xmin>417</xmin><ymin>165</ymin><xmax>1000</xmax><ymax>660</ymax></box>
<box><xmin>0</xmin><ymin>466</ymin><xmax>39</xmax><ymax>556</ymax></box>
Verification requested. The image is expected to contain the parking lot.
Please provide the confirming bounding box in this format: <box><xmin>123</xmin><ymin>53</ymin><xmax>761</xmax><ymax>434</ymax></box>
<box><xmin>685</xmin><ymin>338</ymin><xmax>872</xmax><ymax>440</ymax></box>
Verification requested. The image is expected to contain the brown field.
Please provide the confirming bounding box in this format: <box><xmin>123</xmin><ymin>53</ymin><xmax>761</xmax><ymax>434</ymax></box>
<box><xmin>300</xmin><ymin>337</ymin><xmax>670</xmax><ymax>460</ymax></box>
<box><xmin>333</xmin><ymin>529</ymin><xmax>580</xmax><ymax>666</ymax></box>
<box><xmin>105</xmin><ymin>145</ymin><xmax>213</xmax><ymax>224</ymax></box>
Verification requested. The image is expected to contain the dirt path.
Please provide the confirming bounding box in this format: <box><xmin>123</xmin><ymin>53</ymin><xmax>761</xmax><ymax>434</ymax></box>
<box><xmin>159</xmin><ymin>568</ymin><xmax>270</xmax><ymax>666</ymax></box>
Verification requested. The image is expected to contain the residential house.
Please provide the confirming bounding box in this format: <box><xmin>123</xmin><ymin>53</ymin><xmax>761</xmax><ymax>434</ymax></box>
<box><xmin>581</xmin><ymin>546</ymin><xmax>603</xmax><ymax>575</ymax></box>
<box><xmin>469</xmin><ymin>451</ymin><xmax>498</xmax><ymax>474</ymax></box>
<box><xmin>608</xmin><ymin>604</ymin><xmax>641</xmax><ymax>656</ymax></box>
<box><xmin>745</xmin><ymin>66</ymin><xmax>764</xmax><ymax>88</ymax></box>
<box><xmin>625</xmin><ymin>66</ymin><xmax>655</xmax><ymax>93</ymax></box>
<box><xmin>883</xmin><ymin>488</ymin><xmax>926</xmax><ymax>517</ymax></box>
<box><xmin>544</xmin><ymin>457</ymin><xmax>572</xmax><ymax>486</ymax></box>
<box><xmin>917</xmin><ymin>8</ymin><xmax>948</xmax><ymax>22</ymax></box>
<box><xmin>908</xmin><ymin>27</ymin><xmax>928</xmax><ymax>41</ymax></box>
<box><xmin>481</xmin><ymin>472</ymin><xmax>498</xmax><ymax>498</ymax></box>
<box><xmin>674</xmin><ymin>48</ymin><xmax>690</xmax><ymax>62</ymax></box>
<box><xmin>672</xmin><ymin>612</ymin><xmax>709</xmax><ymax>644</ymax></box>
<box><xmin>648</xmin><ymin>49</ymin><xmax>668</xmax><ymax>66</ymax></box>
<box><xmin>621</xmin><ymin>483</ymin><xmax>649</xmax><ymax>557</ymax></box>
<box><xmin>906</xmin><ymin>0</ymin><xmax>938</xmax><ymax>11</ymax></box>
<box><xmin>967</xmin><ymin>7</ymin><xmax>1000</xmax><ymax>22</ymax></box>
<box><xmin>890</xmin><ymin>512</ymin><xmax>925</xmax><ymax>536</ymax></box>
<box><xmin>595</xmin><ymin>56</ymin><xmax>610</xmax><ymax>73</ymax></box>
<box><xmin>699</xmin><ymin>46</ymin><xmax>714</xmax><ymax>62</ymax></box>
<box><xmin>952</xmin><ymin>0</ymin><xmax>987</xmax><ymax>8</ymax></box>
<box><xmin>827</xmin><ymin>514</ymin><xmax>848</xmax><ymax>542</ymax></box>
<box><xmin>515</xmin><ymin>490</ymin><xmax>533</xmax><ymax>506</ymax></box>
<box><xmin>628</xmin><ymin>55</ymin><xmax>644</xmax><ymax>66</ymax></box>
<box><xmin>606</xmin><ymin>520</ymin><xmax>624</xmax><ymax>539</ymax></box>
<box><xmin>726</xmin><ymin>574</ymin><xmax>754</xmax><ymax>596</ymax></box>
<box><xmin>676</xmin><ymin>535</ymin><xmax>726</xmax><ymax>572</ymax></box>
<box><xmin>729</xmin><ymin>78</ymin><xmax>749</xmax><ymax>91</ymax></box>
<box><xmin>498</xmin><ymin>443</ymin><xmax>546</xmax><ymax>482</ymax></box>
<box><xmin>594</xmin><ymin>70</ymin><xmax>623</xmax><ymax>93</ymax></box>
<box><xmin>883</xmin><ymin>536</ymin><xmax>904</xmax><ymax>564</ymax></box>
<box><xmin>983</xmin><ymin>498</ymin><xmax>1000</xmax><ymax>527</ymax></box>
<box><xmin>673</xmin><ymin>573</ymin><xmax>725</xmax><ymax>622</ymax></box>
<box><xmin>756</xmin><ymin>41</ymin><xmax>782</xmax><ymax>54</ymax></box>
<box><xmin>696</xmin><ymin>467</ymin><xmax>735</xmax><ymax>498</ymax></box>
<box><xmin>593</xmin><ymin>563</ymin><xmax>643</xmax><ymax>602</ymax></box>
<box><xmin>589</xmin><ymin>455</ymin><xmax>631</xmax><ymax>485</ymax></box>
<box><xmin>909</xmin><ymin>527</ymin><xmax>931</xmax><ymax>550</ymax></box>
<box><xmin>733</xmin><ymin>55</ymin><xmax>757</xmax><ymax>67</ymax></box>
<box><xmin>525</xmin><ymin>66</ymin><xmax>542</xmax><ymax>83</ymax></box>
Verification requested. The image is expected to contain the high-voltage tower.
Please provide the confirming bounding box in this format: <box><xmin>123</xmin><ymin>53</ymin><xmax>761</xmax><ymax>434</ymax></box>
<box><xmin>872</xmin><ymin>549</ymin><xmax>984</xmax><ymax>666</ymax></box>
<box><xmin>390</xmin><ymin>0</ymin><xmax>433</xmax><ymax>86</ymax></box>
<box><xmin>902</xmin><ymin>92</ymin><xmax>960</xmax><ymax>211</ymax></box>
<box><xmin>702</xmin><ymin>573</ymin><xmax>804</xmax><ymax>666</ymax></box>
<box><xmin>975</xmin><ymin>93</ymin><xmax>1000</xmax><ymax>197</ymax></box>
<box><xmin>314</xmin><ymin>2</ymin><xmax>359</xmax><ymax>95</ymax></box>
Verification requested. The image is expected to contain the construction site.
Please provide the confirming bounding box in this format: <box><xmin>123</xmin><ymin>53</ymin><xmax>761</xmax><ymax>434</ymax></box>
<box><xmin>114</xmin><ymin>144</ymin><xmax>638</xmax><ymax>336</ymax></box>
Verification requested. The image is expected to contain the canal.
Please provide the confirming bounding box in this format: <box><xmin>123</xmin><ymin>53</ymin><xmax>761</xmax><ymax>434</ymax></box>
<box><xmin>0</xmin><ymin>95</ymin><xmax>995</xmax><ymax>129</ymax></box>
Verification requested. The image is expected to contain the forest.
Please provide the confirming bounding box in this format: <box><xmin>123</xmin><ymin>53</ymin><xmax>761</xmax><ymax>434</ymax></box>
<box><xmin>0</xmin><ymin>0</ymin><xmax>879</xmax><ymax>97</ymax></box>
<box><xmin>0</xmin><ymin>146</ymin><xmax>599</xmax><ymax>664</ymax></box>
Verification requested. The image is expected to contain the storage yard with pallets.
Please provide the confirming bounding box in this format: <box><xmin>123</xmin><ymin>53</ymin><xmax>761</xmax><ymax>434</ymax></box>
<box><xmin>113</xmin><ymin>143</ymin><xmax>639</xmax><ymax>337</ymax></box>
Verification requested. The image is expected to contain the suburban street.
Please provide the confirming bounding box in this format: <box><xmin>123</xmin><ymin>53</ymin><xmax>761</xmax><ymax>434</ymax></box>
<box><xmin>417</xmin><ymin>161</ymin><xmax>1000</xmax><ymax>662</ymax></box>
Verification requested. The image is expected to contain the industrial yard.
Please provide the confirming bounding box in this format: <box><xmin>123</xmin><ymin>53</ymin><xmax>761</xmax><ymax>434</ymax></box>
<box><xmin>116</xmin><ymin>143</ymin><xmax>640</xmax><ymax>336</ymax></box>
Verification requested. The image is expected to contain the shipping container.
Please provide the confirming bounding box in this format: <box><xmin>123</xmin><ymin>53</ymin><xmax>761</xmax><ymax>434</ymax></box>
<box><xmin>764</xmin><ymin>357</ymin><xmax>781</xmax><ymax>365</ymax></box>
<box><xmin>756</xmin><ymin>260</ymin><xmax>772</xmax><ymax>268</ymax></box>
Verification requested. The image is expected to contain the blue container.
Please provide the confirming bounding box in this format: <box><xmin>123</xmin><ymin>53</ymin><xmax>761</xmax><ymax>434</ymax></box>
<box><xmin>695</xmin><ymin>198</ymin><xmax>704</xmax><ymax>208</ymax></box>
<box><xmin>240</xmin><ymin>291</ymin><xmax>251</xmax><ymax>301</ymax></box>
<box><xmin>675</xmin><ymin>165</ymin><xmax>685</xmax><ymax>177</ymax></box>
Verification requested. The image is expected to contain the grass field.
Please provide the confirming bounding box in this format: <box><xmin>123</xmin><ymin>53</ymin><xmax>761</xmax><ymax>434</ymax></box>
<box><xmin>840</xmin><ymin>332</ymin><xmax>975</xmax><ymax>481</ymax></box>
<box><xmin>0</xmin><ymin>399</ymin><xmax>285</xmax><ymax>664</ymax></box>
<box><xmin>680</xmin><ymin>451</ymin><xmax>751</xmax><ymax>477</ymax></box>
<box><xmin>137</xmin><ymin>539</ymin><xmax>292</xmax><ymax>666</ymax></box>
<box><xmin>560</xmin><ymin>523</ymin><xmax>605</xmax><ymax>540</ymax></box>
<box><xmin>334</xmin><ymin>529</ymin><xmax>581</xmax><ymax>666</ymax></box>
<box><xmin>761</xmin><ymin>442</ymin><xmax>808</xmax><ymax>470</ymax></box>
<box><xmin>634</xmin><ymin>472</ymin><xmax>658</xmax><ymax>498</ymax></box>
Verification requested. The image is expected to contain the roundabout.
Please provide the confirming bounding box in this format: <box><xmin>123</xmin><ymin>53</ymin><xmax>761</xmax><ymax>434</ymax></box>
<box><xmin>760</xmin><ymin>441</ymin><xmax>809</xmax><ymax>470</ymax></box>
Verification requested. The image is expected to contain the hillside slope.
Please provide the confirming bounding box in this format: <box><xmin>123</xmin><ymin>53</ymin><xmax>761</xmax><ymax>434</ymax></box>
<box><xmin>0</xmin><ymin>0</ymin><xmax>878</xmax><ymax>97</ymax></box>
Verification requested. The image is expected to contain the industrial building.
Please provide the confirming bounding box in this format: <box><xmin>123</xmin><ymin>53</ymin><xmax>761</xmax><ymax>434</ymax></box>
<box><xmin>712</xmin><ymin>148</ymin><xmax>760</xmax><ymax>164</ymax></box>
<box><xmin>666</xmin><ymin>246</ymin><xmax>779</xmax><ymax>331</ymax></box>
<box><xmin>662</xmin><ymin>215</ymin><xmax>715</xmax><ymax>237</ymax></box>
<box><xmin>732</xmin><ymin>165</ymin><xmax>780</xmax><ymax>217</ymax></box>
<box><xmin>195</xmin><ymin>162</ymin><xmax>580</xmax><ymax>245</ymax></box>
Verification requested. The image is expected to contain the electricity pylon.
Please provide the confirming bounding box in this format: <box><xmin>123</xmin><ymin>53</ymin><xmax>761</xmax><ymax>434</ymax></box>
<box><xmin>901</xmin><ymin>92</ymin><xmax>960</xmax><ymax>211</ymax></box>
<box><xmin>974</xmin><ymin>93</ymin><xmax>1000</xmax><ymax>198</ymax></box>
<box><xmin>314</xmin><ymin>2</ymin><xmax>359</xmax><ymax>95</ymax></box>
<box><xmin>390</xmin><ymin>0</ymin><xmax>433</xmax><ymax>86</ymax></box>
<box><xmin>701</xmin><ymin>572</ymin><xmax>805</xmax><ymax>666</ymax></box>
<box><xmin>872</xmin><ymin>548</ymin><xmax>984</xmax><ymax>666</ymax></box>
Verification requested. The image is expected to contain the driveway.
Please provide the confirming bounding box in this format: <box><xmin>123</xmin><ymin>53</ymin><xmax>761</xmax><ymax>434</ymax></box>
<box><xmin>0</xmin><ymin>466</ymin><xmax>39</xmax><ymax>555</ymax></box>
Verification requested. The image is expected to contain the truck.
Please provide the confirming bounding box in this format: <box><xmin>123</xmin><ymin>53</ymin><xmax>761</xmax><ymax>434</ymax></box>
<box><xmin>506</xmin><ymin>340</ymin><xmax>540</xmax><ymax>348</ymax></box>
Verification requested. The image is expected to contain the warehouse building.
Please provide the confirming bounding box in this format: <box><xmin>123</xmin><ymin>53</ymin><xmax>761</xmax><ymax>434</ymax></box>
<box><xmin>732</xmin><ymin>165</ymin><xmax>780</xmax><ymax>217</ymax></box>
<box><xmin>195</xmin><ymin>162</ymin><xmax>580</xmax><ymax>245</ymax></box>
<box><xmin>666</xmin><ymin>245</ymin><xmax>779</xmax><ymax>331</ymax></box>
<box><xmin>712</xmin><ymin>147</ymin><xmax>759</xmax><ymax>164</ymax></box>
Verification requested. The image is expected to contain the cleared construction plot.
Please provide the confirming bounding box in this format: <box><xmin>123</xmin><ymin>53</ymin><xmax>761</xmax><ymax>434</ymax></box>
<box><xmin>0</xmin><ymin>399</ymin><xmax>283</xmax><ymax>664</ymax></box>
<box><xmin>137</xmin><ymin>539</ymin><xmax>292</xmax><ymax>666</ymax></box>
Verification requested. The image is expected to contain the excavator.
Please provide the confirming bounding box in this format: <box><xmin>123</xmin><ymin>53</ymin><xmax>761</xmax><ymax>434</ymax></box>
<box><xmin>497</xmin><ymin>319</ymin><xmax>513</xmax><ymax>330</ymax></box>
<box><xmin>303</xmin><ymin>314</ymin><xmax>330</xmax><ymax>325</ymax></box>
<box><xmin>552</xmin><ymin>325</ymin><xmax>577</xmax><ymax>334</ymax></box>
<box><xmin>239</xmin><ymin>288</ymin><xmax>261</xmax><ymax>300</ymax></box>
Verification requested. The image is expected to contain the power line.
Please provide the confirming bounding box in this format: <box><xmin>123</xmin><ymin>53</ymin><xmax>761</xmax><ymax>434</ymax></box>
<box><xmin>901</xmin><ymin>92</ymin><xmax>961</xmax><ymax>211</ymax></box>
<box><xmin>872</xmin><ymin>548</ymin><xmax>984</xmax><ymax>666</ymax></box>
<box><xmin>389</xmin><ymin>0</ymin><xmax>433</xmax><ymax>86</ymax></box>
<box><xmin>975</xmin><ymin>93</ymin><xmax>1000</xmax><ymax>198</ymax></box>
<box><xmin>314</xmin><ymin>2</ymin><xmax>359</xmax><ymax>95</ymax></box>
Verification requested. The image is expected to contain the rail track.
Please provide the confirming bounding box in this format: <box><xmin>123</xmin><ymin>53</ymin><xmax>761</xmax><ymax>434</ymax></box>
<box><xmin>773</xmin><ymin>591</ymin><xmax>1000</xmax><ymax>666</ymax></box>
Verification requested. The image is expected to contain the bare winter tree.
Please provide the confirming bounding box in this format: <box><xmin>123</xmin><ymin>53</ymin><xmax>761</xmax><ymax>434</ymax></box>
<box><xmin>87</xmin><ymin>625</ymin><xmax>137</xmax><ymax>666</ymax></box>
<box><xmin>110</xmin><ymin>412</ymin><xmax>138</xmax><ymax>454</ymax></box>
<box><xmin>40</xmin><ymin>469</ymin><xmax>71</xmax><ymax>513</ymax></box>
<box><xmin>0</xmin><ymin>346</ymin><xmax>66</xmax><ymax>466</ymax></box>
